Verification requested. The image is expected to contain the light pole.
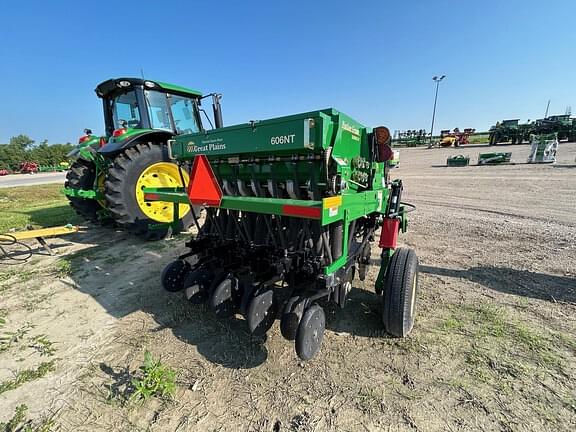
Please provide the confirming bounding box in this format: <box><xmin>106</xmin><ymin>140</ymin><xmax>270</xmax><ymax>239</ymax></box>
<box><xmin>430</xmin><ymin>75</ymin><xmax>446</xmax><ymax>144</ymax></box>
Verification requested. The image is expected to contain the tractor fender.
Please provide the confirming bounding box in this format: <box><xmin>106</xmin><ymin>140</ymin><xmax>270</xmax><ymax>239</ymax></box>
<box><xmin>98</xmin><ymin>130</ymin><xmax>174</xmax><ymax>157</ymax></box>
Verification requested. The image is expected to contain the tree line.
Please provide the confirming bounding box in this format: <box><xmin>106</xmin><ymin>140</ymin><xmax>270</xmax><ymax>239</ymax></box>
<box><xmin>0</xmin><ymin>135</ymin><xmax>74</xmax><ymax>170</ymax></box>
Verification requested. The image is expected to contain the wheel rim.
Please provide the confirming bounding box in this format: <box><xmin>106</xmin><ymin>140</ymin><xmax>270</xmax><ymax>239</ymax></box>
<box><xmin>135</xmin><ymin>162</ymin><xmax>190</xmax><ymax>223</ymax></box>
<box><xmin>410</xmin><ymin>275</ymin><xmax>417</xmax><ymax>317</ymax></box>
<box><xmin>96</xmin><ymin>170</ymin><xmax>107</xmax><ymax>208</ymax></box>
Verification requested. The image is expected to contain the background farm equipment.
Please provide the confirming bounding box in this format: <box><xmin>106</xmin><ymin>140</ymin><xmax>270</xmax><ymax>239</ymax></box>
<box><xmin>532</xmin><ymin>115</ymin><xmax>575</xmax><ymax>141</ymax></box>
<box><xmin>527</xmin><ymin>133</ymin><xmax>558</xmax><ymax>163</ymax></box>
<box><xmin>438</xmin><ymin>130</ymin><xmax>457</xmax><ymax>147</ymax></box>
<box><xmin>447</xmin><ymin>155</ymin><xmax>470</xmax><ymax>167</ymax></box>
<box><xmin>39</xmin><ymin>162</ymin><xmax>69</xmax><ymax>172</ymax></box>
<box><xmin>437</xmin><ymin>128</ymin><xmax>475</xmax><ymax>147</ymax></box>
<box><xmin>19</xmin><ymin>161</ymin><xmax>39</xmax><ymax>174</ymax></box>
<box><xmin>478</xmin><ymin>152</ymin><xmax>512</xmax><ymax>165</ymax></box>
<box><xmin>489</xmin><ymin>114</ymin><xmax>576</xmax><ymax>145</ymax></box>
<box><xmin>147</xmin><ymin>108</ymin><xmax>419</xmax><ymax>361</ymax></box>
<box><xmin>393</xmin><ymin>129</ymin><xmax>429</xmax><ymax>147</ymax></box>
<box><xmin>63</xmin><ymin>78</ymin><xmax>223</xmax><ymax>239</ymax></box>
<box><xmin>488</xmin><ymin>120</ymin><xmax>528</xmax><ymax>145</ymax></box>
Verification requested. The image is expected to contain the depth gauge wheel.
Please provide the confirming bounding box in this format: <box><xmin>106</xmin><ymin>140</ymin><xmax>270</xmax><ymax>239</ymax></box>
<box><xmin>65</xmin><ymin>159</ymin><xmax>105</xmax><ymax>223</ymax></box>
<box><xmin>105</xmin><ymin>142</ymin><xmax>197</xmax><ymax>240</ymax></box>
<box><xmin>295</xmin><ymin>304</ymin><xmax>326</xmax><ymax>361</ymax></box>
<box><xmin>382</xmin><ymin>248</ymin><xmax>419</xmax><ymax>337</ymax></box>
<box><xmin>161</xmin><ymin>259</ymin><xmax>191</xmax><ymax>292</ymax></box>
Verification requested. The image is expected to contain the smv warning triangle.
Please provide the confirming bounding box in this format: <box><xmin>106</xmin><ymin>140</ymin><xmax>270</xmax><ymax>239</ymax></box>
<box><xmin>187</xmin><ymin>155</ymin><xmax>223</xmax><ymax>206</ymax></box>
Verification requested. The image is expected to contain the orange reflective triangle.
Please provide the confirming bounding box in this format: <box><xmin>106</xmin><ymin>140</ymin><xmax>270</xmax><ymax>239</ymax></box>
<box><xmin>187</xmin><ymin>155</ymin><xmax>223</xmax><ymax>206</ymax></box>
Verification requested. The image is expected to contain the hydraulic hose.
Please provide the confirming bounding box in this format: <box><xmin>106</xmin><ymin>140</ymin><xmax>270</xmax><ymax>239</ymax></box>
<box><xmin>0</xmin><ymin>234</ymin><xmax>33</xmax><ymax>264</ymax></box>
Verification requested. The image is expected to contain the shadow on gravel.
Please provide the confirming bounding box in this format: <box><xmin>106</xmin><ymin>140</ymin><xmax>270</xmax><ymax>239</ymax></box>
<box><xmin>324</xmin><ymin>287</ymin><xmax>390</xmax><ymax>339</ymax></box>
<box><xmin>421</xmin><ymin>265</ymin><xmax>576</xmax><ymax>303</ymax></box>
<box><xmin>156</xmin><ymin>307</ymin><xmax>269</xmax><ymax>369</ymax></box>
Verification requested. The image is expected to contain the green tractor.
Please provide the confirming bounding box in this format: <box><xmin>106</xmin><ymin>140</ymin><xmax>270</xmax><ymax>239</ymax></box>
<box><xmin>64</xmin><ymin>78</ymin><xmax>223</xmax><ymax>239</ymax></box>
<box><xmin>533</xmin><ymin>114</ymin><xmax>573</xmax><ymax>141</ymax></box>
<box><xmin>488</xmin><ymin>119</ymin><xmax>523</xmax><ymax>145</ymax></box>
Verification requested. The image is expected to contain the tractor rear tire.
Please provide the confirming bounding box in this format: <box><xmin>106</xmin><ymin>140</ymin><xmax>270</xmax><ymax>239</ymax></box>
<box><xmin>382</xmin><ymin>248</ymin><xmax>419</xmax><ymax>338</ymax></box>
<box><xmin>105</xmin><ymin>142</ymin><xmax>194</xmax><ymax>240</ymax></box>
<box><xmin>489</xmin><ymin>133</ymin><xmax>497</xmax><ymax>146</ymax></box>
<box><xmin>65</xmin><ymin>159</ymin><xmax>103</xmax><ymax>223</ymax></box>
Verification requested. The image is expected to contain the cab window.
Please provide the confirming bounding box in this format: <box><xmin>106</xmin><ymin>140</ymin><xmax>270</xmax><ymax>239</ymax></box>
<box><xmin>112</xmin><ymin>91</ymin><xmax>140</xmax><ymax>129</ymax></box>
<box><xmin>170</xmin><ymin>95</ymin><xmax>199</xmax><ymax>134</ymax></box>
<box><xmin>145</xmin><ymin>90</ymin><xmax>172</xmax><ymax>131</ymax></box>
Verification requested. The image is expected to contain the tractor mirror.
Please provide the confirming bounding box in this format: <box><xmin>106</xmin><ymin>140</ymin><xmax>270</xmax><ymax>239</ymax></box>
<box><xmin>374</xmin><ymin>126</ymin><xmax>393</xmax><ymax>162</ymax></box>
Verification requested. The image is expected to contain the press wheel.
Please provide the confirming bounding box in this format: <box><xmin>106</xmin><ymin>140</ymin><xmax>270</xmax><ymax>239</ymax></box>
<box><xmin>161</xmin><ymin>260</ymin><xmax>190</xmax><ymax>292</ymax></box>
<box><xmin>295</xmin><ymin>304</ymin><xmax>326</xmax><ymax>361</ymax></box>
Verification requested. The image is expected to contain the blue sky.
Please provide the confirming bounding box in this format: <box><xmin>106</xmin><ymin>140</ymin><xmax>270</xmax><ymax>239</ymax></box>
<box><xmin>1</xmin><ymin>0</ymin><xmax>575</xmax><ymax>144</ymax></box>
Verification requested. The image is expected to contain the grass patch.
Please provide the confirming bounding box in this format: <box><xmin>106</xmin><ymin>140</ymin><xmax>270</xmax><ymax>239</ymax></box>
<box><xmin>0</xmin><ymin>184</ymin><xmax>80</xmax><ymax>233</ymax></box>
<box><xmin>0</xmin><ymin>269</ymin><xmax>36</xmax><ymax>293</ymax></box>
<box><xmin>0</xmin><ymin>361</ymin><xmax>56</xmax><ymax>395</ymax></box>
<box><xmin>29</xmin><ymin>335</ymin><xmax>57</xmax><ymax>357</ymax></box>
<box><xmin>467</xmin><ymin>133</ymin><xmax>489</xmax><ymax>144</ymax></box>
<box><xmin>130</xmin><ymin>351</ymin><xmax>176</xmax><ymax>403</ymax></box>
<box><xmin>0</xmin><ymin>323</ymin><xmax>33</xmax><ymax>352</ymax></box>
<box><xmin>356</xmin><ymin>386</ymin><xmax>383</xmax><ymax>412</ymax></box>
<box><xmin>54</xmin><ymin>259</ymin><xmax>72</xmax><ymax>277</ymax></box>
<box><xmin>446</xmin><ymin>303</ymin><xmax>569</xmax><ymax>379</ymax></box>
<box><xmin>442</xmin><ymin>316</ymin><xmax>464</xmax><ymax>331</ymax></box>
<box><xmin>0</xmin><ymin>403</ymin><xmax>56</xmax><ymax>432</ymax></box>
<box><xmin>0</xmin><ymin>404</ymin><xmax>28</xmax><ymax>432</ymax></box>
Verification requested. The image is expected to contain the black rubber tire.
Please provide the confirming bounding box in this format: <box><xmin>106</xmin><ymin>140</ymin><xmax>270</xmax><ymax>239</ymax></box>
<box><xmin>489</xmin><ymin>133</ymin><xmax>497</xmax><ymax>146</ymax></box>
<box><xmin>295</xmin><ymin>304</ymin><xmax>326</xmax><ymax>361</ymax></box>
<box><xmin>65</xmin><ymin>159</ymin><xmax>103</xmax><ymax>223</ymax></box>
<box><xmin>382</xmin><ymin>248</ymin><xmax>419</xmax><ymax>338</ymax></box>
<box><xmin>161</xmin><ymin>259</ymin><xmax>191</xmax><ymax>292</ymax></box>
<box><xmin>280</xmin><ymin>296</ymin><xmax>306</xmax><ymax>340</ymax></box>
<box><xmin>104</xmin><ymin>142</ymin><xmax>194</xmax><ymax>240</ymax></box>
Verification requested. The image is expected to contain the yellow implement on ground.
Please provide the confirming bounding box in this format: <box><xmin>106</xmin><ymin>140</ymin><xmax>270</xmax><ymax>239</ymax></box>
<box><xmin>8</xmin><ymin>225</ymin><xmax>78</xmax><ymax>240</ymax></box>
<box><xmin>2</xmin><ymin>225</ymin><xmax>79</xmax><ymax>255</ymax></box>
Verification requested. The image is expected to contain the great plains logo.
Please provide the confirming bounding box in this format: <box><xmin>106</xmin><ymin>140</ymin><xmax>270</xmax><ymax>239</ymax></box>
<box><xmin>342</xmin><ymin>122</ymin><xmax>361</xmax><ymax>141</ymax></box>
<box><xmin>186</xmin><ymin>138</ymin><xmax>226</xmax><ymax>153</ymax></box>
<box><xmin>270</xmin><ymin>134</ymin><xmax>296</xmax><ymax>145</ymax></box>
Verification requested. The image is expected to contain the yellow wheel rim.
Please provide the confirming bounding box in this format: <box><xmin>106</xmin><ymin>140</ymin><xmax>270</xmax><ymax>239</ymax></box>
<box><xmin>97</xmin><ymin>171</ymin><xmax>107</xmax><ymax>208</ymax></box>
<box><xmin>135</xmin><ymin>162</ymin><xmax>190</xmax><ymax>223</ymax></box>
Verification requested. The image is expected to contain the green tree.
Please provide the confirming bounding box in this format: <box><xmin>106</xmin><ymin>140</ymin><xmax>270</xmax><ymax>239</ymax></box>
<box><xmin>9</xmin><ymin>134</ymin><xmax>35</xmax><ymax>150</ymax></box>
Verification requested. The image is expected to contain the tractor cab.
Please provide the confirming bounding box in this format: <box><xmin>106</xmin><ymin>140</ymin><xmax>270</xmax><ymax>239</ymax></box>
<box><xmin>93</xmin><ymin>78</ymin><xmax>223</xmax><ymax>155</ymax></box>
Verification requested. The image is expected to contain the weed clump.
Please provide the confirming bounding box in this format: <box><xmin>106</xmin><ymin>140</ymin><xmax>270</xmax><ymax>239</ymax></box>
<box><xmin>129</xmin><ymin>351</ymin><xmax>176</xmax><ymax>403</ymax></box>
<box><xmin>0</xmin><ymin>361</ymin><xmax>56</xmax><ymax>395</ymax></box>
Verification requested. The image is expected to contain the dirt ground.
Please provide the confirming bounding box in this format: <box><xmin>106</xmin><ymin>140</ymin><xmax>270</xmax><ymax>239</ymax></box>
<box><xmin>1</xmin><ymin>142</ymin><xmax>575</xmax><ymax>431</ymax></box>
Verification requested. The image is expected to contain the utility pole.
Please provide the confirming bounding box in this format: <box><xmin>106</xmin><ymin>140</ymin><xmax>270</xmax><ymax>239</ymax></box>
<box><xmin>544</xmin><ymin>99</ymin><xmax>551</xmax><ymax>118</ymax></box>
<box><xmin>430</xmin><ymin>75</ymin><xmax>446</xmax><ymax>144</ymax></box>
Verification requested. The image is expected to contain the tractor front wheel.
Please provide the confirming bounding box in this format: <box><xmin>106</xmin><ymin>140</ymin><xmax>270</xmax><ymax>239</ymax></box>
<box><xmin>382</xmin><ymin>248</ymin><xmax>419</xmax><ymax>337</ymax></box>
<box><xmin>105</xmin><ymin>142</ymin><xmax>195</xmax><ymax>240</ymax></box>
<box><xmin>65</xmin><ymin>159</ymin><xmax>104</xmax><ymax>223</ymax></box>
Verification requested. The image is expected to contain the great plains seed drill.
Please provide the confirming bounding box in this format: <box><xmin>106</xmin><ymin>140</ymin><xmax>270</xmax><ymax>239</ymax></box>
<box><xmin>146</xmin><ymin>108</ymin><xmax>419</xmax><ymax>361</ymax></box>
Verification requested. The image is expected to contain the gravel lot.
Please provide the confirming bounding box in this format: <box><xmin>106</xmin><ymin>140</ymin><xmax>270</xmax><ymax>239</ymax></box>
<box><xmin>0</xmin><ymin>141</ymin><xmax>574</xmax><ymax>431</ymax></box>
